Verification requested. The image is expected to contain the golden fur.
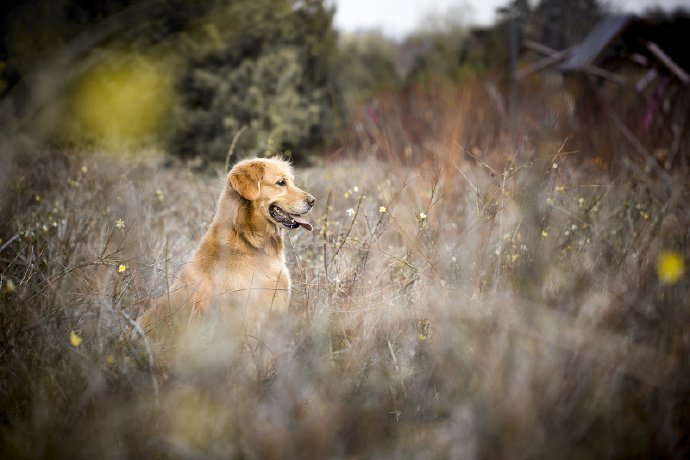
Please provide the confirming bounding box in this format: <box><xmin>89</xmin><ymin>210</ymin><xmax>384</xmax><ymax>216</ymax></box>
<box><xmin>137</xmin><ymin>157</ymin><xmax>314</xmax><ymax>355</ymax></box>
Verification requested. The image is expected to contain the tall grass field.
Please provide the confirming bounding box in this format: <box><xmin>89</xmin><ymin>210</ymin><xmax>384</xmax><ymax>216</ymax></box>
<box><xmin>1</xmin><ymin>83</ymin><xmax>689</xmax><ymax>459</ymax></box>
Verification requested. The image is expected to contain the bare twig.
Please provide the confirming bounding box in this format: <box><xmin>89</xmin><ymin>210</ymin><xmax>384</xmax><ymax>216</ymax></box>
<box><xmin>0</xmin><ymin>234</ymin><xmax>18</xmax><ymax>253</ymax></box>
<box><xmin>225</xmin><ymin>126</ymin><xmax>247</xmax><ymax>173</ymax></box>
<box><xmin>330</xmin><ymin>191</ymin><xmax>364</xmax><ymax>265</ymax></box>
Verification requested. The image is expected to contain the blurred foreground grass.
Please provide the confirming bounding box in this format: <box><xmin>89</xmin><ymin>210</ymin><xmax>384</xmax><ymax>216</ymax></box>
<box><xmin>1</xmin><ymin>87</ymin><xmax>689</xmax><ymax>458</ymax></box>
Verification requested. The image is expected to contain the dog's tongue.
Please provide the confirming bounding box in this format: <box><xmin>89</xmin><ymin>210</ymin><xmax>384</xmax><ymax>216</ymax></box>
<box><xmin>291</xmin><ymin>214</ymin><xmax>313</xmax><ymax>231</ymax></box>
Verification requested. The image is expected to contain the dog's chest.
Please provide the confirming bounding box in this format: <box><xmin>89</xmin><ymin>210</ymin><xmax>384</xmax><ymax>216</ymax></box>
<box><xmin>207</xmin><ymin>254</ymin><xmax>290</xmax><ymax>311</ymax></box>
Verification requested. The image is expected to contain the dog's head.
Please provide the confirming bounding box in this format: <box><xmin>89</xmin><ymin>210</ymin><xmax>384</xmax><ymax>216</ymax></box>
<box><xmin>228</xmin><ymin>157</ymin><xmax>314</xmax><ymax>231</ymax></box>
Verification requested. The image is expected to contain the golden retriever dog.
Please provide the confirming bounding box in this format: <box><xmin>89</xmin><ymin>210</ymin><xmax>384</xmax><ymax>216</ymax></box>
<box><xmin>137</xmin><ymin>157</ymin><xmax>314</xmax><ymax>359</ymax></box>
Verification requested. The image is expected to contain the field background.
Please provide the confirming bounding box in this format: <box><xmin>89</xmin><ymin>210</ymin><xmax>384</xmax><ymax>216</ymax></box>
<box><xmin>1</xmin><ymin>1</ymin><xmax>690</xmax><ymax>458</ymax></box>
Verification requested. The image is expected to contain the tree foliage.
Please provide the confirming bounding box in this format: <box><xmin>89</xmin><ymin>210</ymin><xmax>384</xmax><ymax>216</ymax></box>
<box><xmin>531</xmin><ymin>0</ymin><xmax>604</xmax><ymax>50</ymax></box>
<box><xmin>1</xmin><ymin>0</ymin><xmax>612</xmax><ymax>160</ymax></box>
<box><xmin>402</xmin><ymin>5</ymin><xmax>472</xmax><ymax>85</ymax></box>
<box><xmin>330</xmin><ymin>32</ymin><xmax>400</xmax><ymax>119</ymax></box>
<box><xmin>169</xmin><ymin>0</ymin><xmax>337</xmax><ymax>162</ymax></box>
<box><xmin>1</xmin><ymin>0</ymin><xmax>337</xmax><ymax>162</ymax></box>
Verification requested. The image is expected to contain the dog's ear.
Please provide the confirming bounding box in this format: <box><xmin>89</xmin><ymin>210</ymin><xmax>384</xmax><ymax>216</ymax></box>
<box><xmin>229</xmin><ymin>161</ymin><xmax>265</xmax><ymax>201</ymax></box>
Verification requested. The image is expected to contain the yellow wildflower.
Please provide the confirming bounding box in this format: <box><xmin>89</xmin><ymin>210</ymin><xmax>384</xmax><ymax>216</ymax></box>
<box><xmin>69</xmin><ymin>331</ymin><xmax>83</xmax><ymax>347</ymax></box>
<box><xmin>657</xmin><ymin>251</ymin><xmax>684</xmax><ymax>285</ymax></box>
<box><xmin>116</xmin><ymin>219</ymin><xmax>125</xmax><ymax>229</ymax></box>
<box><xmin>118</xmin><ymin>264</ymin><xmax>127</xmax><ymax>273</ymax></box>
<box><xmin>2</xmin><ymin>279</ymin><xmax>15</xmax><ymax>295</ymax></box>
<box><xmin>379</xmin><ymin>206</ymin><xmax>387</xmax><ymax>213</ymax></box>
<box><xmin>541</xmin><ymin>230</ymin><xmax>548</xmax><ymax>238</ymax></box>
<box><xmin>81</xmin><ymin>165</ymin><xmax>88</xmax><ymax>174</ymax></box>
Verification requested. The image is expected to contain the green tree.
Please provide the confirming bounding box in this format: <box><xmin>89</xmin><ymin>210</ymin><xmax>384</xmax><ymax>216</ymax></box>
<box><xmin>531</xmin><ymin>0</ymin><xmax>604</xmax><ymax>50</ymax></box>
<box><xmin>331</xmin><ymin>32</ymin><xmax>400</xmax><ymax>118</ymax></box>
<box><xmin>403</xmin><ymin>5</ymin><xmax>472</xmax><ymax>85</ymax></box>
<box><xmin>169</xmin><ymin>0</ymin><xmax>337</xmax><ymax>162</ymax></box>
<box><xmin>1</xmin><ymin>0</ymin><xmax>337</xmax><ymax>161</ymax></box>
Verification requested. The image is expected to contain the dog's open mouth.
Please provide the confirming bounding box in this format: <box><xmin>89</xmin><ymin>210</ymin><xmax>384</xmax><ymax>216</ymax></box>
<box><xmin>269</xmin><ymin>204</ymin><xmax>313</xmax><ymax>231</ymax></box>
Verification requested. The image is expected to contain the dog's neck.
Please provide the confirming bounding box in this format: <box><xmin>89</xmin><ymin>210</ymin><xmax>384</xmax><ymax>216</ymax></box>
<box><xmin>212</xmin><ymin>190</ymin><xmax>284</xmax><ymax>257</ymax></box>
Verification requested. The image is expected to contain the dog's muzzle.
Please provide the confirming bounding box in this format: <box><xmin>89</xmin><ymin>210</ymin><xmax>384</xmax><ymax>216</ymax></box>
<box><xmin>269</xmin><ymin>204</ymin><xmax>313</xmax><ymax>231</ymax></box>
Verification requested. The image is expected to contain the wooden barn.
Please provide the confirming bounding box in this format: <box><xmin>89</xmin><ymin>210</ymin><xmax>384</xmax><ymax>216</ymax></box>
<box><xmin>517</xmin><ymin>13</ymin><xmax>690</xmax><ymax>171</ymax></box>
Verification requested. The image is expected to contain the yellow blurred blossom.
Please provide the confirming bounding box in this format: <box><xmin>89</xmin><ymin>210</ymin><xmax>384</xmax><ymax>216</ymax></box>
<box><xmin>419</xmin><ymin>212</ymin><xmax>427</xmax><ymax>220</ymax></box>
<box><xmin>2</xmin><ymin>279</ymin><xmax>15</xmax><ymax>295</ymax></box>
<box><xmin>105</xmin><ymin>354</ymin><xmax>115</xmax><ymax>365</ymax></box>
<box><xmin>578</xmin><ymin>197</ymin><xmax>585</xmax><ymax>207</ymax></box>
<box><xmin>379</xmin><ymin>206</ymin><xmax>387</xmax><ymax>213</ymax></box>
<box><xmin>116</xmin><ymin>219</ymin><xmax>125</xmax><ymax>229</ymax></box>
<box><xmin>118</xmin><ymin>264</ymin><xmax>127</xmax><ymax>273</ymax></box>
<box><xmin>541</xmin><ymin>230</ymin><xmax>548</xmax><ymax>238</ymax></box>
<box><xmin>69</xmin><ymin>331</ymin><xmax>83</xmax><ymax>347</ymax></box>
<box><xmin>34</xmin><ymin>194</ymin><xmax>41</xmax><ymax>202</ymax></box>
<box><xmin>156</xmin><ymin>189</ymin><xmax>164</xmax><ymax>201</ymax></box>
<box><xmin>69</xmin><ymin>52</ymin><xmax>173</xmax><ymax>147</ymax></box>
<box><xmin>641</xmin><ymin>211</ymin><xmax>649</xmax><ymax>220</ymax></box>
<box><xmin>81</xmin><ymin>165</ymin><xmax>88</xmax><ymax>174</ymax></box>
<box><xmin>657</xmin><ymin>251</ymin><xmax>684</xmax><ymax>285</ymax></box>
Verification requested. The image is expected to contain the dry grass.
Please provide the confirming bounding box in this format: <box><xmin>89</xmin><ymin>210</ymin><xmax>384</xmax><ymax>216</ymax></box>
<box><xmin>1</xmin><ymin>85</ymin><xmax>689</xmax><ymax>459</ymax></box>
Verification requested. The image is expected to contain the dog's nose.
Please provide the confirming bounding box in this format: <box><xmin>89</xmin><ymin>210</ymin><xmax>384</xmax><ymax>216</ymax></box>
<box><xmin>306</xmin><ymin>194</ymin><xmax>315</xmax><ymax>208</ymax></box>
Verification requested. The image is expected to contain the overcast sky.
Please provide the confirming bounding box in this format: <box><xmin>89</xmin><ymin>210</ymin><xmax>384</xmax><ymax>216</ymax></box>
<box><xmin>332</xmin><ymin>0</ymin><xmax>690</xmax><ymax>39</ymax></box>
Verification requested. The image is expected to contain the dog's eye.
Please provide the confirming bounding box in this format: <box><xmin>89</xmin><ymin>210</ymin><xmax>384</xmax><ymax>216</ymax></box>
<box><xmin>276</xmin><ymin>180</ymin><xmax>287</xmax><ymax>187</ymax></box>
